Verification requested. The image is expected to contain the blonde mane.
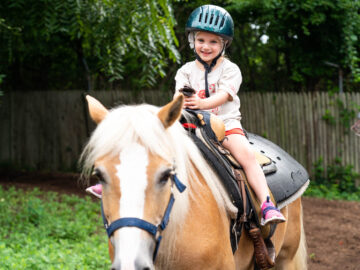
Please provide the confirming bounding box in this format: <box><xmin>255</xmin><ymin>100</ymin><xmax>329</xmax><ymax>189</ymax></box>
<box><xmin>79</xmin><ymin>103</ymin><xmax>237</xmax><ymax>258</ymax></box>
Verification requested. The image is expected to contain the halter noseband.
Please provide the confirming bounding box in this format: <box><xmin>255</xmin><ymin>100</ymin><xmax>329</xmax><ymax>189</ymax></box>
<box><xmin>100</xmin><ymin>172</ymin><xmax>186</xmax><ymax>262</ymax></box>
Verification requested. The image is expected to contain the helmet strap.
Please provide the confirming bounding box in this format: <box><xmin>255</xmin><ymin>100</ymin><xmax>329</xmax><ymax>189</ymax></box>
<box><xmin>195</xmin><ymin>47</ymin><xmax>224</xmax><ymax>98</ymax></box>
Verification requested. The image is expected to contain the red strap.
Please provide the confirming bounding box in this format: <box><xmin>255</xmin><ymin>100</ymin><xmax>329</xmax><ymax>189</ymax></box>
<box><xmin>225</xmin><ymin>128</ymin><xmax>245</xmax><ymax>136</ymax></box>
<box><xmin>182</xmin><ymin>123</ymin><xmax>197</xmax><ymax>129</ymax></box>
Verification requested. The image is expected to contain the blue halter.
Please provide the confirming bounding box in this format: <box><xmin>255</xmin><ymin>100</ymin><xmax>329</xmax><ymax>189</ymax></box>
<box><xmin>100</xmin><ymin>173</ymin><xmax>186</xmax><ymax>261</ymax></box>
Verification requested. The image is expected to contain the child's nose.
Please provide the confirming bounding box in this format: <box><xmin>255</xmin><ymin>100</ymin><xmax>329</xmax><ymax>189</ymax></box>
<box><xmin>203</xmin><ymin>42</ymin><xmax>211</xmax><ymax>49</ymax></box>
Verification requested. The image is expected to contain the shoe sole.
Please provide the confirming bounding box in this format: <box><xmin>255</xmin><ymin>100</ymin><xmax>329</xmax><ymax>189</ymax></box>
<box><xmin>261</xmin><ymin>216</ymin><xmax>286</xmax><ymax>226</ymax></box>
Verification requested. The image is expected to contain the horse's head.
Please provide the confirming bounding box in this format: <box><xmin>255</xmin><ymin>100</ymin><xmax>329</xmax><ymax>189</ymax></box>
<box><xmin>81</xmin><ymin>95</ymin><xmax>186</xmax><ymax>270</ymax></box>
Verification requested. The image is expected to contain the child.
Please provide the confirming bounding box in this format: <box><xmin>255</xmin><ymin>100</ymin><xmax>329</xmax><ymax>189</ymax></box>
<box><xmin>86</xmin><ymin>4</ymin><xmax>285</xmax><ymax>226</ymax></box>
<box><xmin>174</xmin><ymin>4</ymin><xmax>285</xmax><ymax>226</ymax></box>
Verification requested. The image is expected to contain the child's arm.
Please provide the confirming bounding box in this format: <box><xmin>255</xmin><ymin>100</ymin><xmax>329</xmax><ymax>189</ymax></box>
<box><xmin>184</xmin><ymin>90</ymin><xmax>231</xmax><ymax>110</ymax></box>
<box><xmin>174</xmin><ymin>65</ymin><xmax>191</xmax><ymax>99</ymax></box>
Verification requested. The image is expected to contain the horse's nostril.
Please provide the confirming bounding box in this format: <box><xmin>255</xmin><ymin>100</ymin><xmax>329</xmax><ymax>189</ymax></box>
<box><xmin>143</xmin><ymin>268</ymin><xmax>150</xmax><ymax>270</ymax></box>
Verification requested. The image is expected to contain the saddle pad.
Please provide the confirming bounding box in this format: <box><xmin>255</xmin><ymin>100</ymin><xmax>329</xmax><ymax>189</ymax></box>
<box><xmin>247</xmin><ymin>133</ymin><xmax>310</xmax><ymax>209</ymax></box>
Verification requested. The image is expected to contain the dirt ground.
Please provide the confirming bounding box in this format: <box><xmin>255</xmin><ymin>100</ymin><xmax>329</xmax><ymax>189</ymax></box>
<box><xmin>1</xmin><ymin>171</ymin><xmax>359</xmax><ymax>270</ymax></box>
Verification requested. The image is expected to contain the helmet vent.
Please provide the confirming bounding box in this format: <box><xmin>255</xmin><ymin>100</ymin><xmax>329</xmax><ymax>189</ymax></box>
<box><xmin>220</xmin><ymin>17</ymin><xmax>225</xmax><ymax>28</ymax></box>
<box><xmin>199</xmin><ymin>13</ymin><xmax>202</xmax><ymax>22</ymax></box>
<box><xmin>209</xmin><ymin>14</ymin><xmax>214</xmax><ymax>25</ymax></box>
<box><xmin>205</xmin><ymin>13</ymin><xmax>208</xmax><ymax>23</ymax></box>
<box><xmin>215</xmin><ymin>16</ymin><xmax>220</xmax><ymax>26</ymax></box>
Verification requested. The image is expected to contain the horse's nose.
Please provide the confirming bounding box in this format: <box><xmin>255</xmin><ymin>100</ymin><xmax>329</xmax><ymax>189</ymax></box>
<box><xmin>135</xmin><ymin>258</ymin><xmax>154</xmax><ymax>270</ymax></box>
<box><xmin>110</xmin><ymin>259</ymin><xmax>120</xmax><ymax>270</ymax></box>
<box><xmin>110</xmin><ymin>260</ymin><xmax>154</xmax><ymax>270</ymax></box>
<box><xmin>110</xmin><ymin>267</ymin><xmax>152</xmax><ymax>270</ymax></box>
<box><xmin>110</xmin><ymin>266</ymin><xmax>152</xmax><ymax>270</ymax></box>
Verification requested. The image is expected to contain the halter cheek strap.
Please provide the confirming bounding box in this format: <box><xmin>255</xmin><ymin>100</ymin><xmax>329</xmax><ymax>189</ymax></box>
<box><xmin>100</xmin><ymin>173</ymin><xmax>186</xmax><ymax>262</ymax></box>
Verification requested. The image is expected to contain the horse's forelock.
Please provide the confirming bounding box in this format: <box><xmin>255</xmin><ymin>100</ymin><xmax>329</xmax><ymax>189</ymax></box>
<box><xmin>80</xmin><ymin>104</ymin><xmax>184</xmax><ymax>180</ymax></box>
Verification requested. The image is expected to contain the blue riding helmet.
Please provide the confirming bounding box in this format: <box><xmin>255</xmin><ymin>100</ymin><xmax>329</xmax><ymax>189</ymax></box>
<box><xmin>186</xmin><ymin>5</ymin><xmax>234</xmax><ymax>47</ymax></box>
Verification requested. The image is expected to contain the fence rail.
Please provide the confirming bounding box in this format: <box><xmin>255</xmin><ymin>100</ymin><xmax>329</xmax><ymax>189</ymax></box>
<box><xmin>1</xmin><ymin>90</ymin><xmax>359</xmax><ymax>176</ymax></box>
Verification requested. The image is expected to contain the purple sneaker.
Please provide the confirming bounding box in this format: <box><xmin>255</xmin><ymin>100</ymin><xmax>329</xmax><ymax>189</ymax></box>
<box><xmin>261</xmin><ymin>196</ymin><xmax>286</xmax><ymax>226</ymax></box>
<box><xmin>86</xmin><ymin>184</ymin><xmax>102</xmax><ymax>199</ymax></box>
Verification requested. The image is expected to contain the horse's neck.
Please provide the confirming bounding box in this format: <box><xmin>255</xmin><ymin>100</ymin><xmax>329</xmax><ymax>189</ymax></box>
<box><xmin>158</xmin><ymin>168</ymin><xmax>234</xmax><ymax>269</ymax></box>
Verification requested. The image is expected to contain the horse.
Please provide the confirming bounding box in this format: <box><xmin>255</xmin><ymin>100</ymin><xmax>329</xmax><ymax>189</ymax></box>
<box><xmin>80</xmin><ymin>94</ymin><xmax>307</xmax><ymax>270</ymax></box>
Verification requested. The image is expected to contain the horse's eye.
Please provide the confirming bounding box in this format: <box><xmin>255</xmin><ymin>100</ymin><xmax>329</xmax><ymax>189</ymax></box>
<box><xmin>93</xmin><ymin>168</ymin><xmax>105</xmax><ymax>183</ymax></box>
<box><xmin>159</xmin><ymin>170</ymin><xmax>171</xmax><ymax>185</ymax></box>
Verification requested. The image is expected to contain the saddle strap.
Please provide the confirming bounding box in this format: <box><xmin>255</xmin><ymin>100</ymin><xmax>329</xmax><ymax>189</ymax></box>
<box><xmin>248</xmin><ymin>223</ymin><xmax>276</xmax><ymax>270</ymax></box>
<box><xmin>234</xmin><ymin>169</ymin><xmax>276</xmax><ymax>270</ymax></box>
<box><xmin>234</xmin><ymin>169</ymin><xmax>248</xmax><ymax>224</ymax></box>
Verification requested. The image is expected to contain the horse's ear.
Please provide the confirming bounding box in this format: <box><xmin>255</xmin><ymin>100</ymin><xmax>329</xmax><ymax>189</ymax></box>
<box><xmin>86</xmin><ymin>95</ymin><xmax>109</xmax><ymax>124</ymax></box>
<box><xmin>158</xmin><ymin>94</ymin><xmax>184</xmax><ymax>129</ymax></box>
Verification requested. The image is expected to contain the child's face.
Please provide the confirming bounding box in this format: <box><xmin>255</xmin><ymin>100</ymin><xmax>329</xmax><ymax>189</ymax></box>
<box><xmin>194</xmin><ymin>31</ymin><xmax>223</xmax><ymax>65</ymax></box>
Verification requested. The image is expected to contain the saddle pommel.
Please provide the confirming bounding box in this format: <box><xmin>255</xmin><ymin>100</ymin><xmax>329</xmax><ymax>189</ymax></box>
<box><xmin>182</xmin><ymin>109</ymin><xmax>225</xmax><ymax>142</ymax></box>
<box><xmin>209</xmin><ymin>114</ymin><xmax>225</xmax><ymax>142</ymax></box>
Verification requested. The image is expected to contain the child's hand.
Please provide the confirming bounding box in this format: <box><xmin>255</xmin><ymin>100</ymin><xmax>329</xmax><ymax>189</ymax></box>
<box><xmin>184</xmin><ymin>95</ymin><xmax>203</xmax><ymax>110</ymax></box>
<box><xmin>179</xmin><ymin>86</ymin><xmax>196</xmax><ymax>97</ymax></box>
<box><xmin>183</xmin><ymin>91</ymin><xmax>228</xmax><ymax>110</ymax></box>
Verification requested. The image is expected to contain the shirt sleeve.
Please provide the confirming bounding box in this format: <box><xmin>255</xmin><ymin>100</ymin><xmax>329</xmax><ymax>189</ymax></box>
<box><xmin>174</xmin><ymin>65</ymin><xmax>190</xmax><ymax>93</ymax></box>
<box><xmin>218</xmin><ymin>63</ymin><xmax>242</xmax><ymax>99</ymax></box>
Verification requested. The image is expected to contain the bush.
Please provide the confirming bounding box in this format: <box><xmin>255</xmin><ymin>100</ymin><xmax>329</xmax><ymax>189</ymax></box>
<box><xmin>305</xmin><ymin>157</ymin><xmax>360</xmax><ymax>201</ymax></box>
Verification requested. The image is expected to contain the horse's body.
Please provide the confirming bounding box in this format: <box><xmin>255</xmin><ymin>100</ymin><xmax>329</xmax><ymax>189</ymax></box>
<box><xmin>80</xmin><ymin>95</ymin><xmax>307</xmax><ymax>270</ymax></box>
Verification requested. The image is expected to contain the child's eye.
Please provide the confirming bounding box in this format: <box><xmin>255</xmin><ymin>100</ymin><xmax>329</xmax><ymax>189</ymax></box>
<box><xmin>197</xmin><ymin>38</ymin><xmax>204</xmax><ymax>43</ymax></box>
<box><xmin>211</xmin><ymin>40</ymin><xmax>218</xmax><ymax>44</ymax></box>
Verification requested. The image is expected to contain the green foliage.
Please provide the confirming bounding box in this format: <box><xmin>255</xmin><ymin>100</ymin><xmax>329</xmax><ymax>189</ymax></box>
<box><xmin>1</xmin><ymin>0</ymin><xmax>360</xmax><ymax>92</ymax></box>
<box><xmin>228</xmin><ymin>0</ymin><xmax>360</xmax><ymax>92</ymax></box>
<box><xmin>322</xmin><ymin>96</ymin><xmax>360</xmax><ymax>131</ymax></box>
<box><xmin>337</xmin><ymin>99</ymin><xmax>358</xmax><ymax>129</ymax></box>
<box><xmin>322</xmin><ymin>109</ymin><xmax>336</xmax><ymax>125</ymax></box>
<box><xmin>305</xmin><ymin>157</ymin><xmax>360</xmax><ymax>200</ymax></box>
<box><xmin>0</xmin><ymin>0</ymin><xmax>180</xmax><ymax>90</ymax></box>
<box><xmin>0</xmin><ymin>187</ymin><xmax>110</xmax><ymax>269</ymax></box>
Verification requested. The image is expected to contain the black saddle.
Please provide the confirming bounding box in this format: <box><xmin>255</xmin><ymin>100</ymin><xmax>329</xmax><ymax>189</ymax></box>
<box><xmin>180</xmin><ymin>109</ymin><xmax>309</xmax><ymax>253</ymax></box>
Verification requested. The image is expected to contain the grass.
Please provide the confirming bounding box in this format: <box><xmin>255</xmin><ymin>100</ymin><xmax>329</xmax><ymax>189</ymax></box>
<box><xmin>0</xmin><ymin>186</ymin><xmax>110</xmax><ymax>269</ymax></box>
<box><xmin>0</xmin><ymin>173</ymin><xmax>358</xmax><ymax>270</ymax></box>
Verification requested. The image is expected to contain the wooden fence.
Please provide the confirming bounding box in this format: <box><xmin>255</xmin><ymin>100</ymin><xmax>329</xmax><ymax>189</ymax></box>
<box><xmin>240</xmin><ymin>92</ymin><xmax>360</xmax><ymax>176</ymax></box>
<box><xmin>0</xmin><ymin>90</ymin><xmax>359</xmax><ymax>177</ymax></box>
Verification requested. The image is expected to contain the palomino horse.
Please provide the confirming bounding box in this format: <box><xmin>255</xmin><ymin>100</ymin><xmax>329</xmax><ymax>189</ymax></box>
<box><xmin>80</xmin><ymin>95</ymin><xmax>307</xmax><ymax>270</ymax></box>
